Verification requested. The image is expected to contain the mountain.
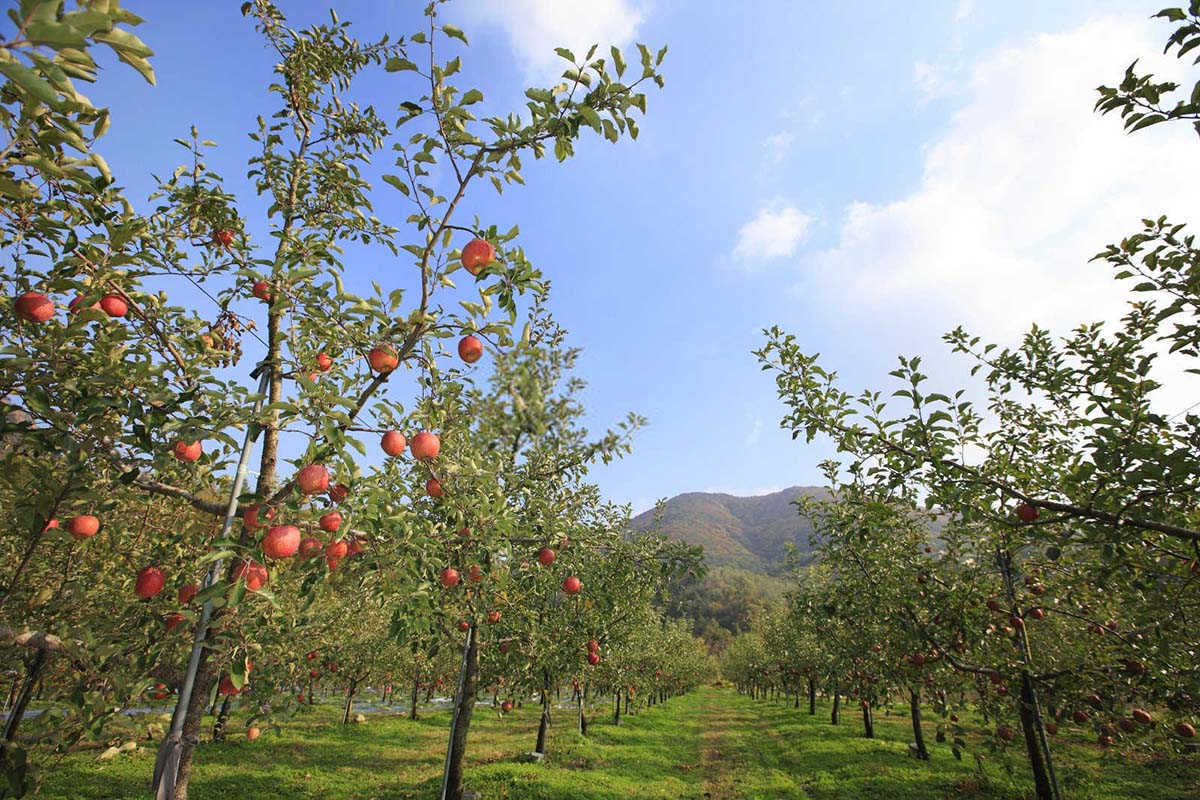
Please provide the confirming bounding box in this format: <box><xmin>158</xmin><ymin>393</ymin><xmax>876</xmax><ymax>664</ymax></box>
<box><xmin>631</xmin><ymin>486</ymin><xmax>830</xmax><ymax>575</ymax></box>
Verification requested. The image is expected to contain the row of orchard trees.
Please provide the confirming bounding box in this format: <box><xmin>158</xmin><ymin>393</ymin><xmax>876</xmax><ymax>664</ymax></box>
<box><xmin>728</xmin><ymin>7</ymin><xmax>1200</xmax><ymax>800</ymax></box>
<box><xmin>0</xmin><ymin>2</ymin><xmax>704</xmax><ymax>799</ymax></box>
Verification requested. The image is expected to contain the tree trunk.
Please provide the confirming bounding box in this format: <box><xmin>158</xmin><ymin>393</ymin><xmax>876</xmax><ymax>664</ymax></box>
<box><xmin>535</xmin><ymin>670</ymin><xmax>551</xmax><ymax>755</ymax></box>
<box><xmin>614</xmin><ymin>692</ymin><xmax>621</xmax><ymax>725</ymax></box>
<box><xmin>2</xmin><ymin>649</ymin><xmax>45</xmax><ymax>744</ymax></box>
<box><xmin>168</xmin><ymin>657</ymin><xmax>215</xmax><ymax>800</ymax></box>
<box><xmin>441</xmin><ymin>625</ymin><xmax>478</xmax><ymax>800</ymax></box>
<box><xmin>808</xmin><ymin>677</ymin><xmax>816</xmax><ymax>715</ymax></box>
<box><xmin>1018</xmin><ymin>671</ymin><xmax>1059</xmax><ymax>800</ymax></box>
<box><xmin>910</xmin><ymin>688</ymin><xmax>929</xmax><ymax>760</ymax></box>
<box><xmin>211</xmin><ymin>696</ymin><xmax>231</xmax><ymax>742</ymax></box>
<box><xmin>831</xmin><ymin>681</ymin><xmax>840</xmax><ymax>725</ymax></box>
<box><xmin>861</xmin><ymin>700</ymin><xmax>874</xmax><ymax>738</ymax></box>
<box><xmin>410</xmin><ymin>676</ymin><xmax>420</xmax><ymax>721</ymax></box>
<box><xmin>578</xmin><ymin>682</ymin><xmax>589</xmax><ymax>736</ymax></box>
<box><xmin>342</xmin><ymin>678</ymin><xmax>357</xmax><ymax>725</ymax></box>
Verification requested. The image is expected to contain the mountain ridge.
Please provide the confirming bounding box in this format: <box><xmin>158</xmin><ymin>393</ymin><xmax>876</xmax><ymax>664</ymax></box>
<box><xmin>630</xmin><ymin>485</ymin><xmax>830</xmax><ymax>575</ymax></box>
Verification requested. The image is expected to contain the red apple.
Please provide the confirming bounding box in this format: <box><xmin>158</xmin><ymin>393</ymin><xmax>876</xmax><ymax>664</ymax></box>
<box><xmin>367</xmin><ymin>345</ymin><xmax>398</xmax><ymax>373</ymax></box>
<box><xmin>135</xmin><ymin>566</ymin><xmax>165</xmax><ymax>599</ymax></box>
<box><xmin>1175</xmin><ymin>722</ymin><xmax>1195</xmax><ymax>739</ymax></box>
<box><xmin>440</xmin><ymin>567</ymin><xmax>460</xmax><ymax>588</ymax></box>
<box><xmin>296</xmin><ymin>464</ymin><xmax>330</xmax><ymax>495</ymax></box>
<box><xmin>42</xmin><ymin>518</ymin><xmax>58</xmax><ymax>533</ymax></box>
<box><xmin>252</xmin><ymin>280</ymin><xmax>271</xmax><ymax>302</ymax></box>
<box><xmin>316</xmin><ymin>352</ymin><xmax>333</xmax><ymax>371</ymax></box>
<box><xmin>486</xmin><ymin>610</ymin><xmax>501</xmax><ymax>624</ymax></box>
<box><xmin>173</xmin><ymin>440</ymin><xmax>202</xmax><ymax>462</ymax></box>
<box><xmin>1073</xmin><ymin>710</ymin><xmax>1090</xmax><ymax>724</ymax></box>
<box><xmin>587</xmin><ymin>652</ymin><xmax>600</xmax><ymax>666</ymax></box>
<box><xmin>1028</xmin><ymin>607</ymin><xmax>1045</xmax><ymax>620</ymax></box>
<box><xmin>330</xmin><ymin>483</ymin><xmax>350</xmax><ymax>502</ymax></box>
<box><xmin>996</xmin><ymin>726</ymin><xmax>1015</xmax><ymax>741</ymax></box>
<box><xmin>212</xmin><ymin>229</ymin><xmax>235</xmax><ymax>248</ymax></box>
<box><xmin>218</xmin><ymin>675</ymin><xmax>239</xmax><ymax>696</ymax></box>
<box><xmin>467</xmin><ymin>564</ymin><xmax>483</xmax><ymax>583</ymax></box>
<box><xmin>1044</xmin><ymin>721</ymin><xmax>1058</xmax><ymax>735</ymax></box>
<box><xmin>263</xmin><ymin>524</ymin><xmax>301</xmax><ymax>558</ymax></box>
<box><xmin>562</xmin><ymin>576</ymin><xmax>582</xmax><ymax>595</ymax></box>
<box><xmin>587</xmin><ymin>639</ymin><xmax>599</xmax><ymax>653</ymax></box>
<box><xmin>99</xmin><ymin>294</ymin><xmax>127</xmax><ymax>317</ymax></box>
<box><xmin>68</xmin><ymin>295</ymin><xmax>99</xmax><ymax>314</ymax></box>
<box><xmin>178</xmin><ymin>582</ymin><xmax>199</xmax><ymax>605</ymax></box>
<box><xmin>457</xmin><ymin>619</ymin><xmax>470</xmax><ymax>632</ymax></box>
<box><xmin>319</xmin><ymin>511</ymin><xmax>342</xmax><ymax>532</ymax></box>
<box><xmin>410</xmin><ymin>431</ymin><xmax>440</xmax><ymax>461</ymax></box>
<box><xmin>461</xmin><ymin>237</ymin><xmax>495</xmax><ymax>275</ymax></box>
<box><xmin>164</xmin><ymin>613</ymin><xmax>185</xmax><ymax>631</ymax></box>
<box><xmin>14</xmin><ymin>292</ymin><xmax>53</xmax><ymax>322</ymax></box>
<box><xmin>1016</xmin><ymin>503</ymin><xmax>1038</xmax><ymax>523</ymax></box>
<box><xmin>299</xmin><ymin>537</ymin><xmax>322</xmax><ymax>559</ymax></box>
<box><xmin>1132</xmin><ymin>708</ymin><xmax>1154</xmax><ymax>725</ymax></box>
<box><xmin>426</xmin><ymin>478</ymin><xmax>444</xmax><ymax>499</ymax></box>
<box><xmin>537</xmin><ymin>547</ymin><xmax>555</xmax><ymax>566</ymax></box>
<box><xmin>67</xmin><ymin>514</ymin><xmax>99</xmax><ymax>540</ymax></box>
<box><xmin>243</xmin><ymin>504</ymin><xmax>274</xmax><ymax>531</ymax></box>
<box><xmin>381</xmin><ymin>430</ymin><xmax>406</xmax><ymax>457</ymax></box>
<box><xmin>233</xmin><ymin>560</ymin><xmax>268</xmax><ymax>592</ymax></box>
<box><xmin>500</xmin><ymin>700</ymin><xmax>514</xmax><ymax>713</ymax></box>
<box><xmin>457</xmin><ymin>335</ymin><xmax>483</xmax><ymax>364</ymax></box>
<box><xmin>246</xmin><ymin>726</ymin><xmax>261</xmax><ymax>741</ymax></box>
<box><xmin>346</xmin><ymin>537</ymin><xmax>364</xmax><ymax>556</ymax></box>
<box><xmin>326</xmin><ymin>539</ymin><xmax>349</xmax><ymax>561</ymax></box>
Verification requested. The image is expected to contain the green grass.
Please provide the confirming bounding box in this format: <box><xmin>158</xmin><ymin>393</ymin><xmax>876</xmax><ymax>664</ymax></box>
<box><xmin>36</xmin><ymin>687</ymin><xmax>1199</xmax><ymax>799</ymax></box>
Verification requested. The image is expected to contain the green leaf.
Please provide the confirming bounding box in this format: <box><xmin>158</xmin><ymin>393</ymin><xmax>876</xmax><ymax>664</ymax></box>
<box><xmin>555</xmin><ymin>47</ymin><xmax>576</xmax><ymax>63</ymax></box>
<box><xmin>442</xmin><ymin>24</ymin><xmax>468</xmax><ymax>44</ymax></box>
<box><xmin>461</xmin><ymin>88</ymin><xmax>483</xmax><ymax>105</ymax></box>
<box><xmin>386</xmin><ymin>57</ymin><xmax>419</xmax><ymax>72</ymax></box>
<box><xmin>0</xmin><ymin>60</ymin><xmax>60</xmax><ymax>107</ymax></box>
<box><xmin>610</xmin><ymin>46</ymin><xmax>626</xmax><ymax>78</ymax></box>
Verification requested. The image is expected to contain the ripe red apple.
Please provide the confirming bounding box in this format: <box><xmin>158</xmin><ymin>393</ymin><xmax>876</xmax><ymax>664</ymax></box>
<box><xmin>41</xmin><ymin>518</ymin><xmax>58</xmax><ymax>533</ymax></box>
<box><xmin>1044</xmin><ymin>721</ymin><xmax>1058</xmax><ymax>735</ymax></box>
<box><xmin>461</xmin><ymin>237</ymin><xmax>495</xmax><ymax>275</ymax></box>
<box><xmin>587</xmin><ymin>652</ymin><xmax>600</xmax><ymax>666</ymax></box>
<box><xmin>1015</xmin><ymin>502</ymin><xmax>1038</xmax><ymax>523</ymax></box>
<box><xmin>440</xmin><ymin>567</ymin><xmax>460</xmax><ymax>588</ymax></box>
<box><xmin>587</xmin><ymin>639</ymin><xmax>599</xmax><ymax>653</ymax></box>
<box><xmin>68</xmin><ymin>295</ymin><xmax>99</xmax><ymax>314</ymax></box>
<box><xmin>299</xmin><ymin>537</ymin><xmax>322</xmax><ymax>559</ymax></box>
<box><xmin>537</xmin><ymin>547</ymin><xmax>555</xmax><ymax>566</ymax></box>
<box><xmin>1028</xmin><ymin>607</ymin><xmax>1045</xmax><ymax>620</ymax></box>
<box><xmin>243</xmin><ymin>504</ymin><xmax>274</xmax><ymax>531</ymax></box>
<box><xmin>164</xmin><ymin>613</ymin><xmax>185</xmax><ymax>631</ymax></box>
<box><xmin>212</xmin><ymin>228</ymin><xmax>235</xmax><ymax>248</ymax></box>
<box><xmin>426</xmin><ymin>478</ymin><xmax>444</xmax><ymax>499</ymax></box>
<box><xmin>135</xmin><ymin>566</ymin><xmax>165</xmax><ymax>599</ymax></box>
<box><xmin>457</xmin><ymin>619</ymin><xmax>470</xmax><ymax>632</ymax></box>
<box><xmin>500</xmin><ymin>700</ymin><xmax>514</xmax><ymax>713</ymax></box>
<box><xmin>319</xmin><ymin>511</ymin><xmax>342</xmax><ymax>533</ymax></box>
<box><xmin>486</xmin><ymin>610</ymin><xmax>501</xmax><ymax>624</ymax></box>
<box><xmin>309</xmin><ymin>669</ymin><xmax>319</xmax><ymax>678</ymax></box>
<box><xmin>296</xmin><ymin>464</ymin><xmax>330</xmax><ymax>495</ymax></box>
<box><xmin>1073</xmin><ymin>710</ymin><xmax>1090</xmax><ymax>724</ymax></box>
<box><xmin>173</xmin><ymin>440</ymin><xmax>202</xmax><ymax>462</ymax></box>
<box><xmin>306</xmin><ymin>650</ymin><xmax>318</xmax><ymax>660</ymax></box>
<box><xmin>346</xmin><ymin>537</ymin><xmax>364</xmax><ymax>556</ymax></box>
<box><xmin>177</xmin><ymin>582</ymin><xmax>199</xmax><ymax>605</ymax></box>
<box><xmin>410</xmin><ymin>431</ymin><xmax>440</xmax><ymax>461</ymax></box>
<box><xmin>246</xmin><ymin>726</ymin><xmax>261</xmax><ymax>741</ymax></box>
<box><xmin>1132</xmin><ymin>708</ymin><xmax>1154</xmax><ymax>725</ymax></box>
<box><xmin>252</xmin><ymin>280</ymin><xmax>271</xmax><ymax>302</ymax></box>
<box><xmin>996</xmin><ymin>725</ymin><xmax>1015</xmax><ymax>741</ymax></box>
<box><xmin>467</xmin><ymin>564</ymin><xmax>483</xmax><ymax>583</ymax></box>
<box><xmin>381</xmin><ymin>430</ymin><xmax>406</xmax><ymax>457</ymax></box>
<box><xmin>14</xmin><ymin>292</ymin><xmax>53</xmax><ymax>322</ymax></box>
<box><xmin>1175</xmin><ymin>722</ymin><xmax>1195</xmax><ymax>739</ymax></box>
<box><xmin>297</xmin><ymin>692</ymin><xmax>305</xmax><ymax>703</ymax></box>
<box><xmin>1098</xmin><ymin>734</ymin><xmax>1114</xmax><ymax>747</ymax></box>
<box><xmin>99</xmin><ymin>294</ymin><xmax>127</xmax><ymax>317</ymax></box>
<box><xmin>1119</xmin><ymin>717</ymin><xmax>1137</xmax><ymax>733</ymax></box>
<box><xmin>326</xmin><ymin>539</ymin><xmax>349</xmax><ymax>560</ymax></box>
<box><xmin>562</xmin><ymin>576</ymin><xmax>582</xmax><ymax>595</ymax></box>
<box><xmin>316</xmin><ymin>352</ymin><xmax>333</xmax><ymax>371</ymax></box>
<box><xmin>329</xmin><ymin>483</ymin><xmax>350</xmax><ymax>502</ymax></box>
<box><xmin>986</xmin><ymin>598</ymin><xmax>1003</xmax><ymax>613</ymax></box>
<box><xmin>367</xmin><ymin>344</ymin><xmax>398</xmax><ymax>373</ymax></box>
<box><xmin>218</xmin><ymin>675</ymin><xmax>240</xmax><ymax>696</ymax></box>
<box><xmin>263</xmin><ymin>524</ymin><xmax>301</xmax><ymax>558</ymax></box>
<box><xmin>67</xmin><ymin>514</ymin><xmax>99</xmax><ymax>540</ymax></box>
<box><xmin>233</xmin><ymin>560</ymin><xmax>268</xmax><ymax>592</ymax></box>
<box><xmin>457</xmin><ymin>335</ymin><xmax>483</xmax><ymax>364</ymax></box>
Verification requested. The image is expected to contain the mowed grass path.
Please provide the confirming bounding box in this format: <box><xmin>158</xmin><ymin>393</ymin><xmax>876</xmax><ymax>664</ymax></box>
<box><xmin>41</xmin><ymin>687</ymin><xmax>1198</xmax><ymax>799</ymax></box>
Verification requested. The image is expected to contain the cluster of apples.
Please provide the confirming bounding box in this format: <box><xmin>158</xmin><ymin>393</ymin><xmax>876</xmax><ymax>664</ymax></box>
<box><xmin>13</xmin><ymin>289</ymin><xmax>131</xmax><ymax>324</ymax></box>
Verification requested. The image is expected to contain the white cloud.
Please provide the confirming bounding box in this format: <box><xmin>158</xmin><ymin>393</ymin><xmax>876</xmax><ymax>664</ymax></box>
<box><xmin>761</xmin><ymin>131</ymin><xmax>795</xmax><ymax>168</ymax></box>
<box><xmin>458</xmin><ymin>0</ymin><xmax>646</xmax><ymax>79</ymax></box>
<box><xmin>744</xmin><ymin>418</ymin><xmax>764</xmax><ymax>448</ymax></box>
<box><xmin>732</xmin><ymin>202</ymin><xmax>814</xmax><ymax>266</ymax></box>
<box><xmin>954</xmin><ymin>0</ymin><xmax>974</xmax><ymax>24</ymax></box>
<box><xmin>914</xmin><ymin>60</ymin><xmax>952</xmax><ymax>104</ymax></box>
<box><xmin>802</xmin><ymin>15</ymin><xmax>1200</xmax><ymax>414</ymax></box>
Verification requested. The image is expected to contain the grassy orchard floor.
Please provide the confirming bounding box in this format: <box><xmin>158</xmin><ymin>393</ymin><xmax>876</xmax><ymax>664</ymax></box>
<box><xmin>41</xmin><ymin>686</ymin><xmax>1198</xmax><ymax>799</ymax></box>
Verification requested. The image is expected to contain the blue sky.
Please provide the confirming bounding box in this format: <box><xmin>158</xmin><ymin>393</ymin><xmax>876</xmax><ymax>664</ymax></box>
<box><xmin>73</xmin><ymin>1</ymin><xmax>1200</xmax><ymax>513</ymax></box>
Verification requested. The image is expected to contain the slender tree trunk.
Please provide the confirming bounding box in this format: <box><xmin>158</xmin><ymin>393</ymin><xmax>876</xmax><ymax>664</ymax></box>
<box><xmin>910</xmin><ymin>688</ymin><xmax>929</xmax><ymax>760</ymax></box>
<box><xmin>211</xmin><ymin>696</ymin><xmax>232</xmax><ymax>742</ymax></box>
<box><xmin>342</xmin><ymin>678</ymin><xmax>358</xmax><ymax>725</ymax></box>
<box><xmin>410</xmin><ymin>676</ymin><xmax>420</xmax><ymax>721</ymax></box>
<box><xmin>614</xmin><ymin>692</ymin><xmax>621</xmax><ymax>725</ymax></box>
<box><xmin>861</xmin><ymin>700</ymin><xmax>874</xmax><ymax>738</ymax></box>
<box><xmin>308</xmin><ymin>675</ymin><xmax>315</xmax><ymax>705</ymax></box>
<box><xmin>2</xmin><ymin>649</ymin><xmax>45</xmax><ymax>744</ymax></box>
<box><xmin>442</xmin><ymin>626</ymin><xmax>478</xmax><ymax>800</ymax></box>
<box><xmin>578</xmin><ymin>682</ymin><xmax>589</xmax><ymax>736</ymax></box>
<box><xmin>831</xmin><ymin>681</ymin><xmax>840</xmax><ymax>725</ymax></box>
<box><xmin>170</xmin><ymin>657</ymin><xmax>215</xmax><ymax>800</ymax></box>
<box><xmin>808</xmin><ymin>677</ymin><xmax>816</xmax><ymax>715</ymax></box>
<box><xmin>535</xmin><ymin>670</ymin><xmax>551</xmax><ymax>755</ymax></box>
